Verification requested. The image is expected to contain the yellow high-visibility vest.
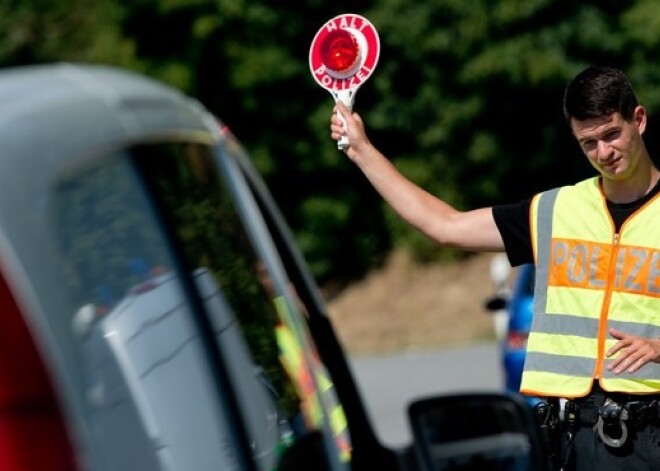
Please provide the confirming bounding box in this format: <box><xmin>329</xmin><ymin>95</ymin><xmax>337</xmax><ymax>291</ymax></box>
<box><xmin>274</xmin><ymin>296</ymin><xmax>351</xmax><ymax>462</ymax></box>
<box><xmin>276</xmin><ymin>323</ymin><xmax>324</xmax><ymax>427</ymax></box>
<box><xmin>522</xmin><ymin>177</ymin><xmax>660</xmax><ymax>397</ymax></box>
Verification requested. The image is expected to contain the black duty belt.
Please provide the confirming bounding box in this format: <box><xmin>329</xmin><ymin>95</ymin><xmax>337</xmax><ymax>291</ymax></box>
<box><xmin>566</xmin><ymin>389</ymin><xmax>660</xmax><ymax>448</ymax></box>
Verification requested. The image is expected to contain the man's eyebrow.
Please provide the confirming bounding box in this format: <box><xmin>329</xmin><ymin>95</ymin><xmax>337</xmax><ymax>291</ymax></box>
<box><xmin>578</xmin><ymin>124</ymin><xmax>620</xmax><ymax>143</ymax></box>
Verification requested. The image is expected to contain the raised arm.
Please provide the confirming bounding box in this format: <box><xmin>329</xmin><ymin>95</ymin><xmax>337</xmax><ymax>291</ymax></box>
<box><xmin>331</xmin><ymin>101</ymin><xmax>505</xmax><ymax>252</ymax></box>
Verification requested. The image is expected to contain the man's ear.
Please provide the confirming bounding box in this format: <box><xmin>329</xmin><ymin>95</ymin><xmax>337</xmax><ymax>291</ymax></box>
<box><xmin>635</xmin><ymin>105</ymin><xmax>647</xmax><ymax>134</ymax></box>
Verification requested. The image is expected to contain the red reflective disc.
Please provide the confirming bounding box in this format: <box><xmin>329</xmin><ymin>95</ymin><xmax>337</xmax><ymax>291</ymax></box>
<box><xmin>320</xmin><ymin>29</ymin><xmax>359</xmax><ymax>73</ymax></box>
<box><xmin>309</xmin><ymin>13</ymin><xmax>380</xmax><ymax>94</ymax></box>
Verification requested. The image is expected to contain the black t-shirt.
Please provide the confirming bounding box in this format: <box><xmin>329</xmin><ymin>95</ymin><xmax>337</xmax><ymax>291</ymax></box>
<box><xmin>492</xmin><ymin>177</ymin><xmax>660</xmax><ymax>267</ymax></box>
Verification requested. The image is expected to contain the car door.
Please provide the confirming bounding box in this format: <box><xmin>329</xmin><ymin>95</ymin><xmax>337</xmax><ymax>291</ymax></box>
<box><xmin>48</xmin><ymin>131</ymin><xmax>364</xmax><ymax>470</ymax></box>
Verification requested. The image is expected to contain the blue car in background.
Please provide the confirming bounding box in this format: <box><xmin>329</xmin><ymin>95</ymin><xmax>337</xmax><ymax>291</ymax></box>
<box><xmin>485</xmin><ymin>262</ymin><xmax>537</xmax><ymax>402</ymax></box>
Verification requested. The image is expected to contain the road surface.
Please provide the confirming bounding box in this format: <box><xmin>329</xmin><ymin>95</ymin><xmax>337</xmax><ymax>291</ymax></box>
<box><xmin>349</xmin><ymin>342</ymin><xmax>504</xmax><ymax>447</ymax></box>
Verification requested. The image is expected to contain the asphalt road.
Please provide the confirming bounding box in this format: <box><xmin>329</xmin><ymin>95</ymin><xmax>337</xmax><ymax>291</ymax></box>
<box><xmin>349</xmin><ymin>341</ymin><xmax>504</xmax><ymax>448</ymax></box>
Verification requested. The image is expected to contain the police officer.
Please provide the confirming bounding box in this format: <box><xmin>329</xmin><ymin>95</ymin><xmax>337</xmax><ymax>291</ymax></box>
<box><xmin>330</xmin><ymin>66</ymin><xmax>660</xmax><ymax>470</ymax></box>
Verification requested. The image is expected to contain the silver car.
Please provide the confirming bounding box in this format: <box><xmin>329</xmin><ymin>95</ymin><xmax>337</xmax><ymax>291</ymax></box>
<box><xmin>0</xmin><ymin>63</ymin><xmax>542</xmax><ymax>471</ymax></box>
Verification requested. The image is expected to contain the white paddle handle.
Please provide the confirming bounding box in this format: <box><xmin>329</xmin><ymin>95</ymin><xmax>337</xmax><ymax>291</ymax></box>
<box><xmin>334</xmin><ymin>89</ymin><xmax>355</xmax><ymax>150</ymax></box>
<box><xmin>336</xmin><ymin>109</ymin><xmax>350</xmax><ymax>150</ymax></box>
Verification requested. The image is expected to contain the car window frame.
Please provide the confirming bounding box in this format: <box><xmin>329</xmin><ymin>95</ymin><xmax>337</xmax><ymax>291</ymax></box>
<box><xmin>219</xmin><ymin>137</ymin><xmax>400</xmax><ymax>471</ymax></box>
<box><xmin>208</xmin><ymin>137</ymin><xmax>351</xmax><ymax>469</ymax></box>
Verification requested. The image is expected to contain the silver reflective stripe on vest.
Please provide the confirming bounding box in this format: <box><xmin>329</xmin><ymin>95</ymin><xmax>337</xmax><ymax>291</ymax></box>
<box><xmin>524</xmin><ymin>351</ymin><xmax>594</xmax><ymax>376</ymax></box>
<box><xmin>530</xmin><ymin>313</ymin><xmax>598</xmax><ymax>337</ymax></box>
<box><xmin>530</xmin><ymin>188</ymin><xmax>559</xmax><ymax>333</ymax></box>
<box><xmin>603</xmin><ymin>361</ymin><xmax>660</xmax><ymax>380</ymax></box>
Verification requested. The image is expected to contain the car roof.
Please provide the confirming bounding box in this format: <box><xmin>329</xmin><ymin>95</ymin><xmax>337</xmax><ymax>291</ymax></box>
<box><xmin>0</xmin><ymin>64</ymin><xmax>227</xmax><ymax>312</ymax></box>
<box><xmin>0</xmin><ymin>62</ymin><xmax>215</xmax><ymax>174</ymax></box>
<box><xmin>0</xmin><ymin>62</ymin><xmax>220</xmax><ymax>241</ymax></box>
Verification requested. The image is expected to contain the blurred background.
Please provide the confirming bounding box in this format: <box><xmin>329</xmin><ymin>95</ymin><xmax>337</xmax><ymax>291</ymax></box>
<box><xmin>6</xmin><ymin>0</ymin><xmax>660</xmax><ymax>333</ymax></box>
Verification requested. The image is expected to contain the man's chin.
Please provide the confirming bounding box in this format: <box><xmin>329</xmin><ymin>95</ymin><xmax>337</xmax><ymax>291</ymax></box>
<box><xmin>599</xmin><ymin>164</ymin><xmax>628</xmax><ymax>181</ymax></box>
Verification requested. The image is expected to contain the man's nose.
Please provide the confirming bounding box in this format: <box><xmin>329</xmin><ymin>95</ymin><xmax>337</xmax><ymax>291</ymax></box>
<box><xmin>596</xmin><ymin>140</ymin><xmax>613</xmax><ymax>161</ymax></box>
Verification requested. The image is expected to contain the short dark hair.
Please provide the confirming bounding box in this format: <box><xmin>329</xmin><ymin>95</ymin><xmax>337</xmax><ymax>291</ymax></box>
<box><xmin>563</xmin><ymin>66</ymin><xmax>638</xmax><ymax>123</ymax></box>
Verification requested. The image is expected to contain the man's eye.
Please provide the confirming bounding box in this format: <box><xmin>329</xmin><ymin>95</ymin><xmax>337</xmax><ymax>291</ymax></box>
<box><xmin>604</xmin><ymin>130</ymin><xmax>620</xmax><ymax>142</ymax></box>
<box><xmin>582</xmin><ymin>141</ymin><xmax>596</xmax><ymax>151</ymax></box>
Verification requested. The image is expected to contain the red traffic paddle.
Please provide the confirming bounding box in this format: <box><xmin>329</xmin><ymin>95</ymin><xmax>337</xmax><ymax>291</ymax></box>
<box><xmin>309</xmin><ymin>13</ymin><xmax>380</xmax><ymax>149</ymax></box>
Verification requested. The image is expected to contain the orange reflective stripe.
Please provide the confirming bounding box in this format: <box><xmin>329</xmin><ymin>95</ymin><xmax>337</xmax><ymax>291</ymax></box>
<box><xmin>612</xmin><ymin>246</ymin><xmax>660</xmax><ymax>297</ymax></box>
<box><xmin>548</xmin><ymin>239</ymin><xmax>611</xmax><ymax>289</ymax></box>
<box><xmin>549</xmin><ymin>238</ymin><xmax>660</xmax><ymax>297</ymax></box>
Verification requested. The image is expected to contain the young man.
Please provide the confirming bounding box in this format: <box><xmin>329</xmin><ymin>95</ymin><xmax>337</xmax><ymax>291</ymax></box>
<box><xmin>330</xmin><ymin>66</ymin><xmax>660</xmax><ymax>470</ymax></box>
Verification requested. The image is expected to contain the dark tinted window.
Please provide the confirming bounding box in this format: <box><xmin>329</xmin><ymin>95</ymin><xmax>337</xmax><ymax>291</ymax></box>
<box><xmin>52</xmin><ymin>141</ymin><xmax>350</xmax><ymax>469</ymax></box>
<box><xmin>54</xmin><ymin>155</ymin><xmax>240</xmax><ymax>470</ymax></box>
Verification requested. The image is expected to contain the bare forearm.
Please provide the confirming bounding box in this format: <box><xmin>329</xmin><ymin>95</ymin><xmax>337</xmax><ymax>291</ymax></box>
<box><xmin>354</xmin><ymin>144</ymin><xmax>458</xmax><ymax>242</ymax></box>
<box><xmin>331</xmin><ymin>102</ymin><xmax>504</xmax><ymax>252</ymax></box>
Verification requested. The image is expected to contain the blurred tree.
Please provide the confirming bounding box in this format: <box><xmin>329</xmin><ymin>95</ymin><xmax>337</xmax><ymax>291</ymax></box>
<box><xmin>4</xmin><ymin>0</ymin><xmax>660</xmax><ymax>290</ymax></box>
<box><xmin>0</xmin><ymin>0</ymin><xmax>138</xmax><ymax>69</ymax></box>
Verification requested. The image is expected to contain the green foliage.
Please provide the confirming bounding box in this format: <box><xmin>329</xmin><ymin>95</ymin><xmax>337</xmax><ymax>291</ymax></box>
<box><xmin>0</xmin><ymin>0</ymin><xmax>139</xmax><ymax>69</ymax></box>
<box><xmin>6</xmin><ymin>0</ymin><xmax>660</xmax><ymax>287</ymax></box>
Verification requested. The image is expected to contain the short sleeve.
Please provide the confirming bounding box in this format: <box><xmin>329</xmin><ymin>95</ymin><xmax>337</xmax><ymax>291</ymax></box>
<box><xmin>492</xmin><ymin>199</ymin><xmax>533</xmax><ymax>267</ymax></box>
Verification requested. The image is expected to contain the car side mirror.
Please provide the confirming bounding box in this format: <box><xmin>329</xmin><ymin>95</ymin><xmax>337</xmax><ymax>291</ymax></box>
<box><xmin>408</xmin><ymin>393</ymin><xmax>544</xmax><ymax>471</ymax></box>
<box><xmin>484</xmin><ymin>296</ymin><xmax>508</xmax><ymax>311</ymax></box>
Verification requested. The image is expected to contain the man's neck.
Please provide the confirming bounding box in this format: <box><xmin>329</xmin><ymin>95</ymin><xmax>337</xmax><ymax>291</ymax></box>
<box><xmin>602</xmin><ymin>164</ymin><xmax>660</xmax><ymax>204</ymax></box>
